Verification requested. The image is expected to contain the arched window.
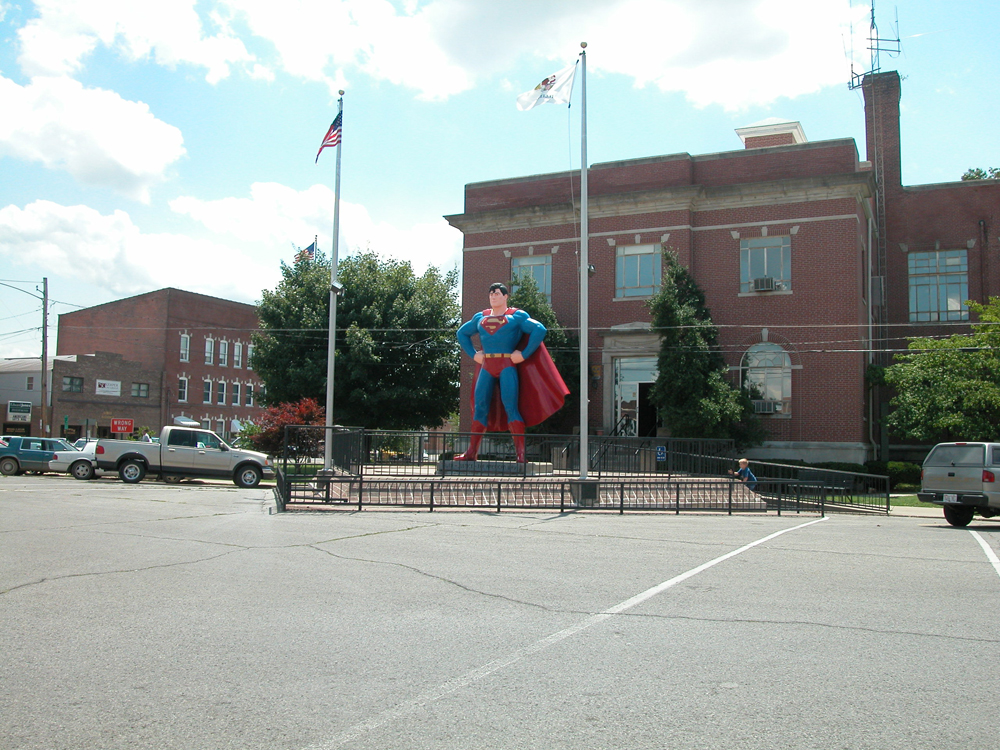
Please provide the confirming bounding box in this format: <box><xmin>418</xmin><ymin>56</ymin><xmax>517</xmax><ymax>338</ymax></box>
<box><xmin>741</xmin><ymin>343</ymin><xmax>791</xmax><ymax>415</ymax></box>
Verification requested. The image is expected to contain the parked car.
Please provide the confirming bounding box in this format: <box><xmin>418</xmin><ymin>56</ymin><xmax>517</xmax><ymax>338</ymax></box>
<box><xmin>0</xmin><ymin>437</ymin><xmax>78</xmax><ymax>476</ymax></box>
<box><xmin>50</xmin><ymin>441</ymin><xmax>101</xmax><ymax>480</ymax></box>
<box><xmin>95</xmin><ymin>425</ymin><xmax>274</xmax><ymax>487</ymax></box>
<box><xmin>917</xmin><ymin>441</ymin><xmax>1000</xmax><ymax>527</ymax></box>
<box><xmin>73</xmin><ymin>437</ymin><xmax>99</xmax><ymax>450</ymax></box>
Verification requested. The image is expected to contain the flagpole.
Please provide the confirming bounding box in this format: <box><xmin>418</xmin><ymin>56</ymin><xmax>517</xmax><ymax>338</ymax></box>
<box><xmin>323</xmin><ymin>91</ymin><xmax>344</xmax><ymax>471</ymax></box>
<box><xmin>578</xmin><ymin>43</ymin><xmax>589</xmax><ymax>480</ymax></box>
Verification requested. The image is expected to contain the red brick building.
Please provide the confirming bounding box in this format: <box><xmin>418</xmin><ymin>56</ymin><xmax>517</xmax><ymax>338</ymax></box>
<box><xmin>447</xmin><ymin>71</ymin><xmax>1000</xmax><ymax>463</ymax></box>
<box><xmin>54</xmin><ymin>288</ymin><xmax>266</xmax><ymax>440</ymax></box>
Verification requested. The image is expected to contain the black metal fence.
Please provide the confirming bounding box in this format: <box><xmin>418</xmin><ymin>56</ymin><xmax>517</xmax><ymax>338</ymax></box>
<box><xmin>276</xmin><ymin>426</ymin><xmax>736</xmax><ymax>478</ymax></box>
<box><xmin>272</xmin><ymin>426</ymin><xmax>890</xmax><ymax>515</ymax></box>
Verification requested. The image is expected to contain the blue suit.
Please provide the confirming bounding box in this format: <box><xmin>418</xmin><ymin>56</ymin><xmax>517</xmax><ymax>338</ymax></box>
<box><xmin>457</xmin><ymin>308</ymin><xmax>546</xmax><ymax>425</ymax></box>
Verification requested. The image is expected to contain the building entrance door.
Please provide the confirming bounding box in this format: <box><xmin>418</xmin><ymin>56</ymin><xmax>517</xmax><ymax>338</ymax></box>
<box><xmin>613</xmin><ymin>357</ymin><xmax>658</xmax><ymax>437</ymax></box>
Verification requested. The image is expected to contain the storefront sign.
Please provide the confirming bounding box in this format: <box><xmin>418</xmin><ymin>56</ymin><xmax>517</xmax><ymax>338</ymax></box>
<box><xmin>7</xmin><ymin>401</ymin><xmax>32</xmax><ymax>423</ymax></box>
<box><xmin>96</xmin><ymin>379</ymin><xmax>121</xmax><ymax>397</ymax></box>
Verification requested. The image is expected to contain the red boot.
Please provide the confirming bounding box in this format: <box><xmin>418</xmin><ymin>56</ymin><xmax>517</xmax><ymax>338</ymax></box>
<box><xmin>509</xmin><ymin>420</ymin><xmax>526</xmax><ymax>463</ymax></box>
<box><xmin>454</xmin><ymin>421</ymin><xmax>486</xmax><ymax>461</ymax></box>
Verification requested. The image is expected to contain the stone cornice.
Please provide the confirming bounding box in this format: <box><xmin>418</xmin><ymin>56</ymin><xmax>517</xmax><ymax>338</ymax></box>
<box><xmin>446</xmin><ymin>172</ymin><xmax>874</xmax><ymax>235</ymax></box>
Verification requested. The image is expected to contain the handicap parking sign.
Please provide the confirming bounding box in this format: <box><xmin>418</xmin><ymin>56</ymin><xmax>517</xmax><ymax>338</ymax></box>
<box><xmin>656</xmin><ymin>445</ymin><xmax>667</xmax><ymax>462</ymax></box>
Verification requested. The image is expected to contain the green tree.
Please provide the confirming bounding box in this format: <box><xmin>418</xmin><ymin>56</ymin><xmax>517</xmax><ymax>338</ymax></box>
<box><xmin>507</xmin><ymin>273</ymin><xmax>579</xmax><ymax>433</ymax></box>
<box><xmin>961</xmin><ymin>167</ymin><xmax>1000</xmax><ymax>180</ymax></box>
<box><xmin>884</xmin><ymin>297</ymin><xmax>1000</xmax><ymax>441</ymax></box>
<box><xmin>647</xmin><ymin>250</ymin><xmax>765</xmax><ymax>448</ymax></box>
<box><xmin>252</xmin><ymin>250</ymin><xmax>461</xmax><ymax>429</ymax></box>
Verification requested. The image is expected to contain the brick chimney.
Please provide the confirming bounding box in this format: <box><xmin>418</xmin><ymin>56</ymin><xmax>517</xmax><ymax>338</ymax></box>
<box><xmin>862</xmin><ymin>71</ymin><xmax>902</xmax><ymax>190</ymax></box>
<box><xmin>735</xmin><ymin>120</ymin><xmax>807</xmax><ymax>149</ymax></box>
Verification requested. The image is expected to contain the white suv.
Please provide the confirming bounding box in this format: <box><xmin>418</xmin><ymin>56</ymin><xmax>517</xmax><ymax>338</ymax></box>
<box><xmin>918</xmin><ymin>442</ymin><xmax>1000</xmax><ymax>527</ymax></box>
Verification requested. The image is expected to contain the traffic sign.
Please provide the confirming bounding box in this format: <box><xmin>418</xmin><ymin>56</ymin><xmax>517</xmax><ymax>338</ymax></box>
<box><xmin>110</xmin><ymin>418</ymin><xmax>134</xmax><ymax>434</ymax></box>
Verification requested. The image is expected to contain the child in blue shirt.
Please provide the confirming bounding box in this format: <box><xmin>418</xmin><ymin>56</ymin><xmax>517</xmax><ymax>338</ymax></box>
<box><xmin>728</xmin><ymin>458</ymin><xmax>758</xmax><ymax>491</ymax></box>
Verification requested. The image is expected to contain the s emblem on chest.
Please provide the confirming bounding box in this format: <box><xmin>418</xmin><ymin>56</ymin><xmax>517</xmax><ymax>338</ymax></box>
<box><xmin>480</xmin><ymin>315</ymin><xmax>508</xmax><ymax>335</ymax></box>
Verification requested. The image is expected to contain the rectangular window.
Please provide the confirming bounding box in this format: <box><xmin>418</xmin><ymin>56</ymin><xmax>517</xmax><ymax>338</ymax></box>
<box><xmin>231</xmin><ymin>382</ymin><xmax>241</xmax><ymax>406</ymax></box>
<box><xmin>740</xmin><ymin>236</ymin><xmax>792</xmax><ymax>293</ymax></box>
<box><xmin>180</xmin><ymin>333</ymin><xmax>190</xmax><ymax>362</ymax></box>
<box><xmin>216</xmin><ymin>420</ymin><xmax>227</xmax><ymax>439</ymax></box>
<box><xmin>908</xmin><ymin>250</ymin><xmax>969</xmax><ymax>322</ymax></box>
<box><xmin>131</xmin><ymin>383</ymin><xmax>149</xmax><ymax>398</ymax></box>
<box><xmin>26</xmin><ymin>376</ymin><xmax>34</xmax><ymax>391</ymax></box>
<box><xmin>203</xmin><ymin>380</ymin><xmax>212</xmax><ymax>404</ymax></box>
<box><xmin>233</xmin><ymin>342</ymin><xmax>243</xmax><ymax>368</ymax></box>
<box><xmin>245</xmin><ymin>384</ymin><xmax>254</xmax><ymax>407</ymax></box>
<box><xmin>246</xmin><ymin>344</ymin><xmax>254</xmax><ymax>370</ymax></box>
<box><xmin>216</xmin><ymin>381</ymin><xmax>226</xmax><ymax>405</ymax></box>
<box><xmin>201</xmin><ymin>419</ymin><xmax>211</xmax><ymax>430</ymax></box>
<box><xmin>219</xmin><ymin>340</ymin><xmax>229</xmax><ymax>367</ymax></box>
<box><xmin>62</xmin><ymin>376</ymin><xmax>83</xmax><ymax>392</ymax></box>
<box><xmin>511</xmin><ymin>255</ymin><xmax>552</xmax><ymax>301</ymax></box>
<box><xmin>616</xmin><ymin>244</ymin><xmax>661</xmax><ymax>298</ymax></box>
<box><xmin>178</xmin><ymin>377</ymin><xmax>188</xmax><ymax>403</ymax></box>
<box><xmin>205</xmin><ymin>338</ymin><xmax>214</xmax><ymax>365</ymax></box>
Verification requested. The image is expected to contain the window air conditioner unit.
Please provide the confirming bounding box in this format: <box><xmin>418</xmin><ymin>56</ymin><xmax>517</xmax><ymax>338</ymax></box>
<box><xmin>752</xmin><ymin>276</ymin><xmax>776</xmax><ymax>292</ymax></box>
<box><xmin>753</xmin><ymin>400</ymin><xmax>778</xmax><ymax>414</ymax></box>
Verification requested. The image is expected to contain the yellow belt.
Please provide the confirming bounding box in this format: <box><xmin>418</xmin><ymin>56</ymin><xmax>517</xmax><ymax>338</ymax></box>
<box><xmin>482</xmin><ymin>353</ymin><xmax>510</xmax><ymax>358</ymax></box>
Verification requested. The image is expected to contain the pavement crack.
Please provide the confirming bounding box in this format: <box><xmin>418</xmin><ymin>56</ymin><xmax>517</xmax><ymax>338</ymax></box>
<box><xmin>0</xmin><ymin>547</ymin><xmax>248</xmax><ymax>596</ymax></box>
<box><xmin>308</xmin><ymin>544</ymin><xmax>568</xmax><ymax>614</ymax></box>
<box><xmin>622</xmin><ymin>611</ymin><xmax>1000</xmax><ymax>643</ymax></box>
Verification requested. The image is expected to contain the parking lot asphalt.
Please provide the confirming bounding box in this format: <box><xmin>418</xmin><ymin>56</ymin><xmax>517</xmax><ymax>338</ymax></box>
<box><xmin>2</xmin><ymin>474</ymin><xmax>999</xmax><ymax>750</ymax></box>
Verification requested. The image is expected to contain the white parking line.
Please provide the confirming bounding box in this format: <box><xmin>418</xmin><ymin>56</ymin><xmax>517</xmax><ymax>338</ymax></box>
<box><xmin>970</xmin><ymin>530</ymin><xmax>1000</xmax><ymax>580</ymax></box>
<box><xmin>305</xmin><ymin>516</ymin><xmax>829</xmax><ymax>749</ymax></box>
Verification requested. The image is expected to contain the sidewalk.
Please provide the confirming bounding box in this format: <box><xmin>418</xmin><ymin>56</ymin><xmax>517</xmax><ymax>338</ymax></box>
<box><xmin>888</xmin><ymin>504</ymin><xmax>942</xmax><ymax>518</ymax></box>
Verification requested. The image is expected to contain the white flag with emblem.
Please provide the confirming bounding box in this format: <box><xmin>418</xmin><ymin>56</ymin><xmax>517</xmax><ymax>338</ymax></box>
<box><xmin>516</xmin><ymin>62</ymin><xmax>578</xmax><ymax>111</ymax></box>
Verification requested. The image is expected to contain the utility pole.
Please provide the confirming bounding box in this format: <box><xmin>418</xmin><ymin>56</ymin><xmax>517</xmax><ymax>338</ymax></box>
<box><xmin>40</xmin><ymin>277</ymin><xmax>48</xmax><ymax>436</ymax></box>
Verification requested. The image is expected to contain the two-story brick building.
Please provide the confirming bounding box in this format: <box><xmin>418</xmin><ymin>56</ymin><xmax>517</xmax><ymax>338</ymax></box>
<box><xmin>54</xmin><ymin>288</ymin><xmax>267</xmax><ymax>440</ymax></box>
<box><xmin>447</xmin><ymin>70</ymin><xmax>1000</xmax><ymax>463</ymax></box>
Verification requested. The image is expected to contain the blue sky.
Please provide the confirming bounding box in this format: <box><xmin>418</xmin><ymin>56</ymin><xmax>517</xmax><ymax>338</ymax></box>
<box><xmin>1</xmin><ymin>0</ymin><xmax>997</xmax><ymax>358</ymax></box>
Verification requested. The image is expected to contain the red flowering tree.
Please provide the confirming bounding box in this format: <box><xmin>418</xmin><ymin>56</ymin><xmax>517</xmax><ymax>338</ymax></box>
<box><xmin>246</xmin><ymin>397</ymin><xmax>326</xmax><ymax>458</ymax></box>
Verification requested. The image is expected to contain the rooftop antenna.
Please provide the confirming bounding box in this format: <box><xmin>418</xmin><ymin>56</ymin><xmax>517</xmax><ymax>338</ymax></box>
<box><xmin>849</xmin><ymin>0</ymin><xmax>901</xmax><ymax>90</ymax></box>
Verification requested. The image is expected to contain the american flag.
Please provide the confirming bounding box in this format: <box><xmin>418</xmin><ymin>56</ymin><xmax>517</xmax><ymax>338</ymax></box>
<box><xmin>315</xmin><ymin>112</ymin><xmax>342</xmax><ymax>163</ymax></box>
<box><xmin>295</xmin><ymin>240</ymin><xmax>317</xmax><ymax>262</ymax></box>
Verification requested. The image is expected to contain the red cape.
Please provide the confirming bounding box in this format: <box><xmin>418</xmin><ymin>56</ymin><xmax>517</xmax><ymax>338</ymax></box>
<box><xmin>473</xmin><ymin>340</ymin><xmax>570</xmax><ymax>431</ymax></box>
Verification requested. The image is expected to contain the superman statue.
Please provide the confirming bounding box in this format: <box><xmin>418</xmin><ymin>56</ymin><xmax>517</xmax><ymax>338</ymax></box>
<box><xmin>455</xmin><ymin>282</ymin><xmax>569</xmax><ymax>462</ymax></box>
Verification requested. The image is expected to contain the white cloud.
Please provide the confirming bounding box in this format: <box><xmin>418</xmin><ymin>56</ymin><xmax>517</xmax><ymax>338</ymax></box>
<box><xmin>17</xmin><ymin>0</ymin><xmax>254</xmax><ymax>83</ymax></box>
<box><xmin>170</xmin><ymin>181</ymin><xmax>463</xmax><ymax>274</ymax></box>
<box><xmin>0</xmin><ymin>186</ymin><xmax>460</xmax><ymax>321</ymax></box>
<box><xmin>12</xmin><ymin>0</ymin><xmax>868</xmax><ymax>107</ymax></box>
<box><xmin>221</xmin><ymin>0</ymin><xmax>865</xmax><ymax>107</ymax></box>
<box><xmin>0</xmin><ymin>75</ymin><xmax>185</xmax><ymax>202</ymax></box>
<box><xmin>220</xmin><ymin>0</ymin><xmax>472</xmax><ymax>99</ymax></box>
<box><xmin>0</xmin><ymin>200</ymin><xmax>278</xmax><ymax>303</ymax></box>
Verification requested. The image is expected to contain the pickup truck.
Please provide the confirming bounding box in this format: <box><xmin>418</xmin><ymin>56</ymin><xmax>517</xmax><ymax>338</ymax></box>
<box><xmin>95</xmin><ymin>426</ymin><xmax>274</xmax><ymax>487</ymax></box>
<box><xmin>918</xmin><ymin>441</ymin><xmax>1000</xmax><ymax>527</ymax></box>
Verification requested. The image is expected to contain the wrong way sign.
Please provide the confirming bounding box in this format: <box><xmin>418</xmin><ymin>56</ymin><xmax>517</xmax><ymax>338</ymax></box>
<box><xmin>110</xmin><ymin>418</ymin><xmax>134</xmax><ymax>434</ymax></box>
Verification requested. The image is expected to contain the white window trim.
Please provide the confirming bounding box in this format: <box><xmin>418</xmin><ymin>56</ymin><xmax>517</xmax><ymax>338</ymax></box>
<box><xmin>615</xmin><ymin>243</ymin><xmax>661</xmax><ymax>299</ymax></box>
